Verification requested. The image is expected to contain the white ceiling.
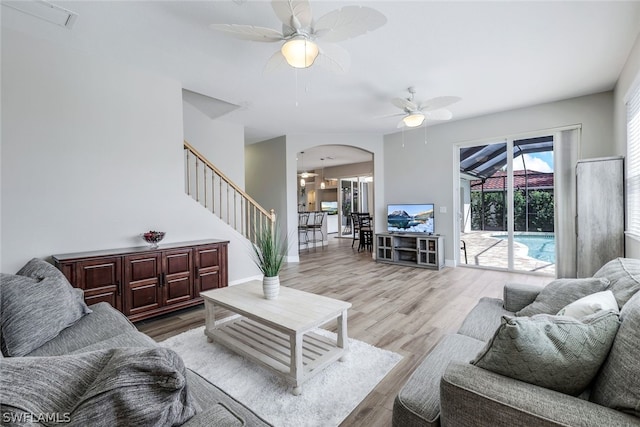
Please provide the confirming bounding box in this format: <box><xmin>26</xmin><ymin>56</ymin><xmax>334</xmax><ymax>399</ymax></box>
<box><xmin>3</xmin><ymin>1</ymin><xmax>640</xmax><ymax>162</ymax></box>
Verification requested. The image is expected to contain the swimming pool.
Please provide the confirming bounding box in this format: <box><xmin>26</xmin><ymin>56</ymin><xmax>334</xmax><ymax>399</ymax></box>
<box><xmin>493</xmin><ymin>234</ymin><xmax>556</xmax><ymax>264</ymax></box>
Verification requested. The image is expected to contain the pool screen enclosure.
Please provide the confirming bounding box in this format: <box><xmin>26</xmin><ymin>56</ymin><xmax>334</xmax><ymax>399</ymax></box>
<box><xmin>459</xmin><ymin>135</ymin><xmax>558</xmax><ymax>274</ymax></box>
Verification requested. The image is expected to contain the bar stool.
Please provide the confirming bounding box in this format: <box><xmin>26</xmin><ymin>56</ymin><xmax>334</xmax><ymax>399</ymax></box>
<box><xmin>298</xmin><ymin>212</ymin><xmax>310</xmax><ymax>252</ymax></box>
<box><xmin>308</xmin><ymin>211</ymin><xmax>326</xmax><ymax>249</ymax></box>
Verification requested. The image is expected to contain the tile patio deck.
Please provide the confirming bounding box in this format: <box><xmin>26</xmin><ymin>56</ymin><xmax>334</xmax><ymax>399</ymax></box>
<box><xmin>460</xmin><ymin>231</ymin><xmax>555</xmax><ymax>275</ymax></box>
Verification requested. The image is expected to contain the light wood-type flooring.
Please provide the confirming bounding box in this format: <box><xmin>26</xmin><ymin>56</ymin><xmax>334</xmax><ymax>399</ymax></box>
<box><xmin>137</xmin><ymin>236</ymin><xmax>552</xmax><ymax>427</ymax></box>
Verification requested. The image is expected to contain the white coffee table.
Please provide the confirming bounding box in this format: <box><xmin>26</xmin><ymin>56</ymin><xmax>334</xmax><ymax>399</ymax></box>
<box><xmin>200</xmin><ymin>281</ymin><xmax>352</xmax><ymax>395</ymax></box>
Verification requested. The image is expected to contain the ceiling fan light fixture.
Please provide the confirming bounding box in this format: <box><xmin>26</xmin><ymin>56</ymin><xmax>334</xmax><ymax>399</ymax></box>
<box><xmin>403</xmin><ymin>112</ymin><xmax>425</xmax><ymax>128</ymax></box>
<box><xmin>300</xmin><ymin>177</ymin><xmax>306</xmax><ymax>187</ymax></box>
<box><xmin>281</xmin><ymin>37</ymin><xmax>319</xmax><ymax>68</ymax></box>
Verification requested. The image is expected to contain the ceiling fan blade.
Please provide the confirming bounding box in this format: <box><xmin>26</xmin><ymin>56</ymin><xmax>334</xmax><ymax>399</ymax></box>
<box><xmin>314</xmin><ymin>43</ymin><xmax>350</xmax><ymax>74</ymax></box>
<box><xmin>391</xmin><ymin>97</ymin><xmax>417</xmax><ymax>112</ymax></box>
<box><xmin>419</xmin><ymin>96</ymin><xmax>461</xmax><ymax>111</ymax></box>
<box><xmin>263</xmin><ymin>50</ymin><xmax>288</xmax><ymax>74</ymax></box>
<box><xmin>209</xmin><ymin>24</ymin><xmax>284</xmax><ymax>42</ymax></box>
<box><xmin>313</xmin><ymin>6</ymin><xmax>386</xmax><ymax>43</ymax></box>
<box><xmin>271</xmin><ymin>0</ymin><xmax>312</xmax><ymax>30</ymax></box>
<box><xmin>424</xmin><ymin>108</ymin><xmax>453</xmax><ymax>121</ymax></box>
<box><xmin>374</xmin><ymin>112</ymin><xmax>405</xmax><ymax>119</ymax></box>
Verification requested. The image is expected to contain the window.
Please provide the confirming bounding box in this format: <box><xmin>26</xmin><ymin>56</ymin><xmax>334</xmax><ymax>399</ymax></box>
<box><xmin>627</xmin><ymin>79</ymin><xmax>640</xmax><ymax>239</ymax></box>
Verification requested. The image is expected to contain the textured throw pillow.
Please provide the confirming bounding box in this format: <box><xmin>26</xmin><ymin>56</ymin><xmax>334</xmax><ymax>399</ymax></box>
<box><xmin>590</xmin><ymin>290</ymin><xmax>640</xmax><ymax>416</ymax></box>
<box><xmin>1</xmin><ymin>267</ymin><xmax>91</xmax><ymax>356</ymax></box>
<box><xmin>473</xmin><ymin>310</ymin><xmax>620</xmax><ymax>396</ymax></box>
<box><xmin>0</xmin><ymin>347</ymin><xmax>199</xmax><ymax>426</ymax></box>
<box><xmin>593</xmin><ymin>257</ymin><xmax>640</xmax><ymax>308</ymax></box>
<box><xmin>557</xmin><ymin>290</ymin><xmax>619</xmax><ymax>319</ymax></box>
<box><xmin>17</xmin><ymin>257</ymin><xmax>71</xmax><ymax>282</ymax></box>
<box><xmin>516</xmin><ymin>277</ymin><xmax>610</xmax><ymax>317</ymax></box>
<box><xmin>16</xmin><ymin>258</ymin><xmax>91</xmax><ymax>314</ymax></box>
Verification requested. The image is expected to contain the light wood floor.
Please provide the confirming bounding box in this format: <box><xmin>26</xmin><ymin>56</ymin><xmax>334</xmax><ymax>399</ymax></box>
<box><xmin>137</xmin><ymin>236</ymin><xmax>552</xmax><ymax>427</ymax></box>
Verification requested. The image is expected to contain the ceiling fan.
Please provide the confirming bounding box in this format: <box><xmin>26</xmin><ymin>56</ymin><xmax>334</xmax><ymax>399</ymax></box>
<box><xmin>209</xmin><ymin>0</ymin><xmax>386</xmax><ymax>73</ymax></box>
<box><xmin>389</xmin><ymin>88</ymin><xmax>461</xmax><ymax>128</ymax></box>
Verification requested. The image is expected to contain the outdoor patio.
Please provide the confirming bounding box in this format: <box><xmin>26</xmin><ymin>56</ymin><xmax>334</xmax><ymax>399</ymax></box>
<box><xmin>460</xmin><ymin>231</ymin><xmax>556</xmax><ymax>275</ymax></box>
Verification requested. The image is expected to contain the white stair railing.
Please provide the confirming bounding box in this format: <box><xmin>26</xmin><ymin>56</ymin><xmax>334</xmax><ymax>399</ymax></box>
<box><xmin>184</xmin><ymin>141</ymin><xmax>275</xmax><ymax>245</ymax></box>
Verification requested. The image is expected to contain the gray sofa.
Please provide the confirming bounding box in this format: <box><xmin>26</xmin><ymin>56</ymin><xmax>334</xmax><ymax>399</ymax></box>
<box><xmin>0</xmin><ymin>259</ymin><xmax>271</xmax><ymax>427</ymax></box>
<box><xmin>393</xmin><ymin>257</ymin><xmax>640</xmax><ymax>427</ymax></box>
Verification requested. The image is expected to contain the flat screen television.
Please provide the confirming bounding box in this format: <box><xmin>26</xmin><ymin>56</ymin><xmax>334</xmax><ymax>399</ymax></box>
<box><xmin>387</xmin><ymin>203</ymin><xmax>435</xmax><ymax>234</ymax></box>
<box><xmin>321</xmin><ymin>201</ymin><xmax>338</xmax><ymax>215</ymax></box>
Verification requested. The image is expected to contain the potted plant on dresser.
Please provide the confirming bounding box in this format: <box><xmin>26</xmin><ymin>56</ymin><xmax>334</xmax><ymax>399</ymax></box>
<box><xmin>251</xmin><ymin>224</ymin><xmax>286</xmax><ymax>300</ymax></box>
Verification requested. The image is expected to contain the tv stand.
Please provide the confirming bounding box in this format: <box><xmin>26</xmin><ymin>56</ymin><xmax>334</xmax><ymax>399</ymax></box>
<box><xmin>376</xmin><ymin>233</ymin><xmax>444</xmax><ymax>270</ymax></box>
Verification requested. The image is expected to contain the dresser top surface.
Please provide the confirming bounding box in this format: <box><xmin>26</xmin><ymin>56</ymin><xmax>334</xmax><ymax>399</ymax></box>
<box><xmin>52</xmin><ymin>239</ymin><xmax>229</xmax><ymax>261</ymax></box>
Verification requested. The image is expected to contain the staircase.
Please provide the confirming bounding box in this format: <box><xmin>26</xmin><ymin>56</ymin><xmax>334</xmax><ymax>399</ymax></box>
<box><xmin>184</xmin><ymin>141</ymin><xmax>275</xmax><ymax>245</ymax></box>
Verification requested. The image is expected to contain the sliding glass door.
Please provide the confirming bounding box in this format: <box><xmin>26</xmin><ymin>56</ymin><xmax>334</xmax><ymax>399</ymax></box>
<box><xmin>459</xmin><ymin>136</ymin><xmax>556</xmax><ymax>274</ymax></box>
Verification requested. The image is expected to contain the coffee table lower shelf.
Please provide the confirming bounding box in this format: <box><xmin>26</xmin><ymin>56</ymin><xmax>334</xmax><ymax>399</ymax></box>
<box><xmin>205</xmin><ymin>317</ymin><xmax>346</xmax><ymax>395</ymax></box>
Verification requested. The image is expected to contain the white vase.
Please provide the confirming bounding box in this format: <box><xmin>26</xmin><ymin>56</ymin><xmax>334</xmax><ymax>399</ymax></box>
<box><xmin>263</xmin><ymin>276</ymin><xmax>280</xmax><ymax>300</ymax></box>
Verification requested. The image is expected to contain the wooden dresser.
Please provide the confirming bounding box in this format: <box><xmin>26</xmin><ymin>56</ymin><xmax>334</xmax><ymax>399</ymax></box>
<box><xmin>53</xmin><ymin>239</ymin><xmax>228</xmax><ymax>322</ymax></box>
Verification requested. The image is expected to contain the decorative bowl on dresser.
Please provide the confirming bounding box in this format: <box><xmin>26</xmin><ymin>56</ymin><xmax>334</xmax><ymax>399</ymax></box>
<box><xmin>141</xmin><ymin>230</ymin><xmax>166</xmax><ymax>248</ymax></box>
<box><xmin>52</xmin><ymin>239</ymin><xmax>229</xmax><ymax>322</ymax></box>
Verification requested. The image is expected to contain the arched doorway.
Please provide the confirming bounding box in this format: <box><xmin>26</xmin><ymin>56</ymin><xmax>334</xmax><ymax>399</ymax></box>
<box><xmin>296</xmin><ymin>145</ymin><xmax>374</xmax><ymax>241</ymax></box>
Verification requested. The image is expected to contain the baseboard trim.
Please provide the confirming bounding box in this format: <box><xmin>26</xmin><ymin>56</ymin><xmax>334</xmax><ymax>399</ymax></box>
<box><xmin>229</xmin><ymin>275</ymin><xmax>263</xmax><ymax>286</ymax></box>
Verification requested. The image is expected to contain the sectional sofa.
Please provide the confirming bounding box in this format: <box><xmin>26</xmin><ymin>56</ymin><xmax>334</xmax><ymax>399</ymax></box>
<box><xmin>0</xmin><ymin>258</ymin><xmax>271</xmax><ymax>427</ymax></box>
<box><xmin>393</xmin><ymin>257</ymin><xmax>640</xmax><ymax>427</ymax></box>
<box><xmin>4</xmin><ymin>256</ymin><xmax>639</xmax><ymax>426</ymax></box>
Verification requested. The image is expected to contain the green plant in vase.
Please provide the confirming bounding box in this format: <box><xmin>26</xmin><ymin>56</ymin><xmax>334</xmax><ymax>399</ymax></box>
<box><xmin>251</xmin><ymin>224</ymin><xmax>286</xmax><ymax>300</ymax></box>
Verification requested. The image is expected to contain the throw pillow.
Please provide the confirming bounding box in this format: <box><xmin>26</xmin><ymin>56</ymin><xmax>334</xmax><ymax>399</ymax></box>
<box><xmin>590</xmin><ymin>290</ymin><xmax>640</xmax><ymax>416</ymax></box>
<box><xmin>17</xmin><ymin>257</ymin><xmax>71</xmax><ymax>282</ymax></box>
<box><xmin>16</xmin><ymin>258</ymin><xmax>92</xmax><ymax>317</ymax></box>
<box><xmin>472</xmin><ymin>310</ymin><xmax>620</xmax><ymax>396</ymax></box>
<box><xmin>0</xmin><ymin>347</ymin><xmax>199</xmax><ymax>426</ymax></box>
<box><xmin>593</xmin><ymin>257</ymin><xmax>640</xmax><ymax>308</ymax></box>
<box><xmin>557</xmin><ymin>290</ymin><xmax>619</xmax><ymax>319</ymax></box>
<box><xmin>1</xmin><ymin>269</ymin><xmax>91</xmax><ymax>356</ymax></box>
<box><xmin>516</xmin><ymin>277</ymin><xmax>610</xmax><ymax>317</ymax></box>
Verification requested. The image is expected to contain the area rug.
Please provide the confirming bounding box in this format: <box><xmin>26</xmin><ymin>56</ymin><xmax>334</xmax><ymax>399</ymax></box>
<box><xmin>160</xmin><ymin>326</ymin><xmax>402</xmax><ymax>427</ymax></box>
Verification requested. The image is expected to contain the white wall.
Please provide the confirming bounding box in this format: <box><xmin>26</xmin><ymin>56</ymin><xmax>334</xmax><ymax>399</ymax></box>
<box><xmin>614</xmin><ymin>32</ymin><xmax>640</xmax><ymax>259</ymax></box>
<box><xmin>182</xmin><ymin>101</ymin><xmax>245</xmax><ymax>188</ymax></box>
<box><xmin>384</xmin><ymin>91</ymin><xmax>614</xmax><ymax>264</ymax></box>
<box><xmin>1</xmin><ymin>28</ymin><xmax>258</xmax><ymax>282</ymax></box>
